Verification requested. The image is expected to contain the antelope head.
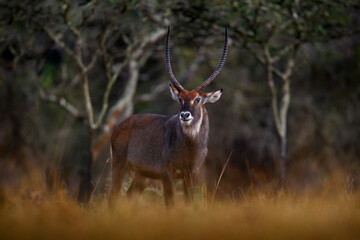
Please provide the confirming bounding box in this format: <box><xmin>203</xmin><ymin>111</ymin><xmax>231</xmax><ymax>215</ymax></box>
<box><xmin>166</xmin><ymin>27</ymin><xmax>228</xmax><ymax>136</ymax></box>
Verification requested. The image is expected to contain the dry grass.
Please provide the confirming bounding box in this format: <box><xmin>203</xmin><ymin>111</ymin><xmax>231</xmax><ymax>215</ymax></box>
<box><xmin>1</xmin><ymin>179</ymin><xmax>360</xmax><ymax>240</ymax></box>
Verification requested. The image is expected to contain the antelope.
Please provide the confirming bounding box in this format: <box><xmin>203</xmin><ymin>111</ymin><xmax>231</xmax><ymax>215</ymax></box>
<box><xmin>109</xmin><ymin>27</ymin><xmax>228</xmax><ymax>207</ymax></box>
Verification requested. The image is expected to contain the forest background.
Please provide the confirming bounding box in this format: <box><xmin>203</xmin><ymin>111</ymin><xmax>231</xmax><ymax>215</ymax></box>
<box><xmin>0</xmin><ymin>0</ymin><xmax>359</xmax><ymax>204</ymax></box>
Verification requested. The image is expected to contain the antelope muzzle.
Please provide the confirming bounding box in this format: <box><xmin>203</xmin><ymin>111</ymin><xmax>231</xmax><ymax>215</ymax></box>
<box><xmin>179</xmin><ymin>111</ymin><xmax>193</xmax><ymax>125</ymax></box>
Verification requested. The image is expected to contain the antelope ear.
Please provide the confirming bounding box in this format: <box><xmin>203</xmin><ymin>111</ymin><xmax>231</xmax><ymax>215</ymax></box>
<box><xmin>169</xmin><ymin>84</ymin><xmax>180</xmax><ymax>101</ymax></box>
<box><xmin>203</xmin><ymin>89</ymin><xmax>223</xmax><ymax>104</ymax></box>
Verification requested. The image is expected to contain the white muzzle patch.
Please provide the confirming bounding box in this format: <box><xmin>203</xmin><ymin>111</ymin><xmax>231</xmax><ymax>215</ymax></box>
<box><xmin>179</xmin><ymin>110</ymin><xmax>202</xmax><ymax>138</ymax></box>
<box><xmin>179</xmin><ymin>111</ymin><xmax>193</xmax><ymax>126</ymax></box>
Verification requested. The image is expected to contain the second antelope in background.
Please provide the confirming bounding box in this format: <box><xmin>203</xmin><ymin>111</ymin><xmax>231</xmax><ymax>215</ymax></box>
<box><xmin>109</xmin><ymin>27</ymin><xmax>228</xmax><ymax>207</ymax></box>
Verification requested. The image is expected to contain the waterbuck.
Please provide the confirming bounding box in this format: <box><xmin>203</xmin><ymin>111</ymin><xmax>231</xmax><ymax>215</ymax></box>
<box><xmin>109</xmin><ymin>27</ymin><xmax>228</xmax><ymax>207</ymax></box>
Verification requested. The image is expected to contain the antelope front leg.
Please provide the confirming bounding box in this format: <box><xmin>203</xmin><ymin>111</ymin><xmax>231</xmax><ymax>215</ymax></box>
<box><xmin>183</xmin><ymin>169</ymin><xmax>200</xmax><ymax>203</ymax></box>
<box><xmin>109</xmin><ymin>161</ymin><xmax>128</xmax><ymax>208</ymax></box>
<box><xmin>127</xmin><ymin>174</ymin><xmax>147</xmax><ymax>198</ymax></box>
<box><xmin>161</xmin><ymin>167</ymin><xmax>174</xmax><ymax>207</ymax></box>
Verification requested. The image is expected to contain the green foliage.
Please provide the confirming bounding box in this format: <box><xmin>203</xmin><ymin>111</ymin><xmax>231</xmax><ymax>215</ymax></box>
<box><xmin>40</xmin><ymin>62</ymin><xmax>56</xmax><ymax>89</ymax></box>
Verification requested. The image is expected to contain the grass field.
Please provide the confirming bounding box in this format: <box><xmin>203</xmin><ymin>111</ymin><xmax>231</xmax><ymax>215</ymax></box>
<box><xmin>1</xmin><ymin>175</ymin><xmax>360</xmax><ymax>240</ymax></box>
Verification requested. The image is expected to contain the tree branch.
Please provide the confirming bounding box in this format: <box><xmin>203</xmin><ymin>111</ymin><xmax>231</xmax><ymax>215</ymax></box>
<box><xmin>263</xmin><ymin>44</ymin><xmax>282</xmax><ymax>137</ymax></box>
<box><xmin>106</xmin><ymin>59</ymin><xmax>139</xmax><ymax>130</ymax></box>
<box><xmin>272</xmin><ymin>66</ymin><xmax>285</xmax><ymax>79</ymax></box>
<box><xmin>43</xmin><ymin>22</ymin><xmax>95</xmax><ymax>128</ymax></box>
<box><xmin>80</xmin><ymin>72</ymin><xmax>95</xmax><ymax>128</ymax></box>
<box><xmin>278</xmin><ymin>43</ymin><xmax>299</xmax><ymax>137</ymax></box>
<box><xmin>79</xmin><ymin>0</ymin><xmax>100</xmax><ymax>28</ymax></box>
<box><xmin>43</xmin><ymin>27</ymin><xmax>76</xmax><ymax>59</ymax></box>
<box><xmin>133</xmin><ymin>28</ymin><xmax>167</xmax><ymax>61</ymax></box>
<box><xmin>63</xmin><ymin>0</ymin><xmax>81</xmax><ymax>38</ymax></box>
<box><xmin>179</xmin><ymin>47</ymin><xmax>207</xmax><ymax>84</ymax></box>
<box><xmin>289</xmin><ymin>0</ymin><xmax>302</xmax><ymax>40</ymax></box>
<box><xmin>282</xmin><ymin>44</ymin><xmax>299</xmax><ymax>81</ymax></box>
<box><xmin>93</xmin><ymin>58</ymin><xmax>129</xmax><ymax>129</ymax></box>
<box><xmin>39</xmin><ymin>88</ymin><xmax>81</xmax><ymax>119</ymax></box>
<box><xmin>93</xmin><ymin>28</ymin><xmax>166</xmax><ymax>129</ymax></box>
<box><xmin>271</xmin><ymin>45</ymin><xmax>293</xmax><ymax>63</ymax></box>
<box><xmin>243</xmin><ymin>42</ymin><xmax>265</xmax><ymax>64</ymax></box>
<box><xmin>98</xmin><ymin>3</ymin><xmax>126</xmax><ymax>79</ymax></box>
<box><xmin>134</xmin><ymin>82</ymin><xmax>168</xmax><ymax>103</ymax></box>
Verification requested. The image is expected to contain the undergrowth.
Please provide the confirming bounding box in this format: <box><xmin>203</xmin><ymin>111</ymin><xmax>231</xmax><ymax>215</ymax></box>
<box><xmin>1</xmin><ymin>174</ymin><xmax>360</xmax><ymax>240</ymax></box>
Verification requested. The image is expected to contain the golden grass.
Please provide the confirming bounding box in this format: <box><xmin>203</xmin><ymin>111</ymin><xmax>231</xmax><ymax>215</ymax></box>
<box><xmin>1</xmin><ymin>185</ymin><xmax>360</xmax><ymax>240</ymax></box>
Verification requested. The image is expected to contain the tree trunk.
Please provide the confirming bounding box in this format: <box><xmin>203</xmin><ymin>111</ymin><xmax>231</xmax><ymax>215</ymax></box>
<box><xmin>279</xmin><ymin>134</ymin><xmax>287</xmax><ymax>188</ymax></box>
<box><xmin>278</xmin><ymin>79</ymin><xmax>290</xmax><ymax>189</ymax></box>
<box><xmin>77</xmin><ymin>126</ymin><xmax>94</xmax><ymax>204</ymax></box>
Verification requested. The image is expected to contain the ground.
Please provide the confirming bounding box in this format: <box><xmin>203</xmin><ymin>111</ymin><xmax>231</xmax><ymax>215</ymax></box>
<box><xmin>1</xmin><ymin>177</ymin><xmax>360</xmax><ymax>240</ymax></box>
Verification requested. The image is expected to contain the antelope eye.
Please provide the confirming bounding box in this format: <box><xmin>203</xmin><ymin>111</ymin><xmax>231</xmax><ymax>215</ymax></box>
<box><xmin>178</xmin><ymin>98</ymin><xmax>183</xmax><ymax>103</ymax></box>
<box><xmin>194</xmin><ymin>98</ymin><xmax>201</xmax><ymax>104</ymax></box>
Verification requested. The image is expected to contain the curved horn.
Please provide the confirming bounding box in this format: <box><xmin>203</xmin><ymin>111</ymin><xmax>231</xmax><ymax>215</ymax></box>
<box><xmin>196</xmin><ymin>27</ymin><xmax>228</xmax><ymax>93</ymax></box>
<box><xmin>165</xmin><ymin>26</ymin><xmax>185</xmax><ymax>92</ymax></box>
